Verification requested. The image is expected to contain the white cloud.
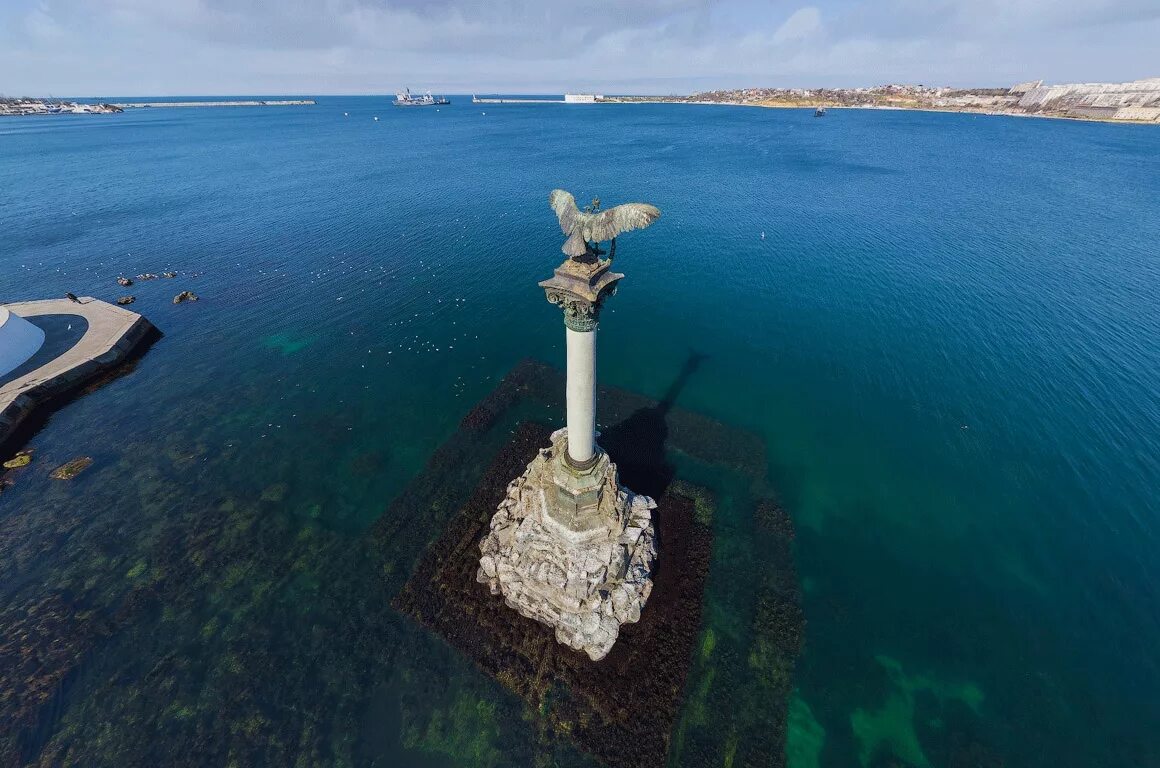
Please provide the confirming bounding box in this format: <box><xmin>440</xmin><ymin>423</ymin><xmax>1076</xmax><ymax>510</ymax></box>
<box><xmin>24</xmin><ymin>2</ymin><xmax>65</xmax><ymax>40</ymax></box>
<box><xmin>0</xmin><ymin>0</ymin><xmax>1157</xmax><ymax>94</ymax></box>
<box><xmin>773</xmin><ymin>6</ymin><xmax>822</xmax><ymax>44</ymax></box>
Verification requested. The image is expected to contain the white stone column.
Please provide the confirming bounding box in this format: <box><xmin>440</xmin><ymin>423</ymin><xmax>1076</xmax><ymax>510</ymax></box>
<box><xmin>565</xmin><ymin>326</ymin><xmax>597</xmax><ymax>465</ymax></box>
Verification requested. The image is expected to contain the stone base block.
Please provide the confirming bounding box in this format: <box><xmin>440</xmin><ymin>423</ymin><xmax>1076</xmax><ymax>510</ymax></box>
<box><xmin>478</xmin><ymin>429</ymin><xmax>656</xmax><ymax>660</ymax></box>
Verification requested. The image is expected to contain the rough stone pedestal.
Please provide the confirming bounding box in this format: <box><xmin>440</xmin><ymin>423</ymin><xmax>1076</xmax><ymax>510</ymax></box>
<box><xmin>477</xmin><ymin>428</ymin><xmax>656</xmax><ymax>660</ymax></box>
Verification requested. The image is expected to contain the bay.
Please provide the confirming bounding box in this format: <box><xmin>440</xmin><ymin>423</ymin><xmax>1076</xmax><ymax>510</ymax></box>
<box><xmin>1</xmin><ymin>97</ymin><xmax>1158</xmax><ymax>767</ymax></box>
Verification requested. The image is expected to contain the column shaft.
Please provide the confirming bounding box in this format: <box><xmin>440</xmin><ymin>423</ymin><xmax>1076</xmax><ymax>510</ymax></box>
<box><xmin>565</xmin><ymin>326</ymin><xmax>597</xmax><ymax>464</ymax></box>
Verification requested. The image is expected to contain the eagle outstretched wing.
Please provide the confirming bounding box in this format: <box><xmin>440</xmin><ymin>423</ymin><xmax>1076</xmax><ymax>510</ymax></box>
<box><xmin>549</xmin><ymin>189</ymin><xmax>580</xmax><ymax>235</ymax></box>
<box><xmin>548</xmin><ymin>189</ymin><xmax>661</xmax><ymax>257</ymax></box>
<box><xmin>589</xmin><ymin>203</ymin><xmax>661</xmax><ymax>242</ymax></box>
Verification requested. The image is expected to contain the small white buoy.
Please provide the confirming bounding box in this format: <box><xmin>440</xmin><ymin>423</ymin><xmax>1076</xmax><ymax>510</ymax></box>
<box><xmin>373</xmin><ymin>116</ymin><xmax>379</xmax><ymax>121</ymax></box>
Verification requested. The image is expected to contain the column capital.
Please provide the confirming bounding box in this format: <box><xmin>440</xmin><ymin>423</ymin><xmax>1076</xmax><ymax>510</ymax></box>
<box><xmin>545</xmin><ymin>291</ymin><xmax>603</xmax><ymax>332</ymax></box>
<box><xmin>539</xmin><ymin>258</ymin><xmax>623</xmax><ymax>333</ymax></box>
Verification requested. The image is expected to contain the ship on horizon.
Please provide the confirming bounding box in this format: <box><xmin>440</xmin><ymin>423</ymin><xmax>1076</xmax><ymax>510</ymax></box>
<box><xmin>395</xmin><ymin>88</ymin><xmax>450</xmax><ymax>107</ymax></box>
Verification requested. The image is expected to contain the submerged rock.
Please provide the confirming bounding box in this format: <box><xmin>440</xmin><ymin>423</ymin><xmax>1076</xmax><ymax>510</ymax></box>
<box><xmin>50</xmin><ymin>457</ymin><xmax>94</xmax><ymax>480</ymax></box>
<box><xmin>161</xmin><ymin>271</ymin><xmax>178</xmax><ymax>279</ymax></box>
<box><xmin>137</xmin><ymin>273</ymin><xmax>158</xmax><ymax>281</ymax></box>
<box><xmin>173</xmin><ymin>291</ymin><xmax>198</xmax><ymax>304</ymax></box>
<box><xmin>117</xmin><ymin>276</ymin><xmax>133</xmax><ymax>287</ymax></box>
<box><xmin>669</xmin><ymin>479</ymin><xmax>716</xmax><ymax>526</ymax></box>
<box><xmin>261</xmin><ymin>483</ymin><xmax>288</xmax><ymax>503</ymax></box>
<box><xmin>116</xmin><ymin>296</ymin><xmax>136</xmax><ymax>306</ymax></box>
<box><xmin>2</xmin><ymin>451</ymin><xmax>32</xmax><ymax>470</ymax></box>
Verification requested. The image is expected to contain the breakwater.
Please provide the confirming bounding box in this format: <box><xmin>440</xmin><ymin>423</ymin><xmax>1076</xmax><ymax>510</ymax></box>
<box><xmin>472</xmin><ymin>96</ymin><xmax>565</xmax><ymax>104</ymax></box>
<box><xmin>0</xmin><ymin>298</ymin><xmax>157</xmax><ymax>453</ymax></box>
<box><xmin>114</xmin><ymin>100</ymin><xmax>315</xmax><ymax>109</ymax></box>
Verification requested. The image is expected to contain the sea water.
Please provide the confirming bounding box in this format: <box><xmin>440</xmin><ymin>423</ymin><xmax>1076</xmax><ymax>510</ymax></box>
<box><xmin>1</xmin><ymin>98</ymin><xmax>1158</xmax><ymax>767</ymax></box>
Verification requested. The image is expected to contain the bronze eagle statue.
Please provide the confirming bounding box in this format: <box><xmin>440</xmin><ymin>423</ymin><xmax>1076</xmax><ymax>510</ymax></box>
<box><xmin>549</xmin><ymin>189</ymin><xmax>660</xmax><ymax>260</ymax></box>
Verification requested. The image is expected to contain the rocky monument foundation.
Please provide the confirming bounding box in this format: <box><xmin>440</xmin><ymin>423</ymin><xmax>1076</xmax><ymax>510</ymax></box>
<box><xmin>477</xmin><ymin>427</ymin><xmax>657</xmax><ymax>659</ymax></box>
<box><xmin>477</xmin><ymin>190</ymin><xmax>662</xmax><ymax>660</ymax></box>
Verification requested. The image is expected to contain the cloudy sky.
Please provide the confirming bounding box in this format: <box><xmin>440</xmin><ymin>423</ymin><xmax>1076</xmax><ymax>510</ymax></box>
<box><xmin>2</xmin><ymin>0</ymin><xmax>1158</xmax><ymax>96</ymax></box>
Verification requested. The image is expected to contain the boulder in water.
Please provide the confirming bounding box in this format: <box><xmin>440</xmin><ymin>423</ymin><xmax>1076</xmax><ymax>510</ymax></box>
<box><xmin>50</xmin><ymin>457</ymin><xmax>93</xmax><ymax>480</ymax></box>
<box><xmin>116</xmin><ymin>296</ymin><xmax>136</xmax><ymax>306</ymax></box>
<box><xmin>2</xmin><ymin>451</ymin><xmax>32</xmax><ymax>470</ymax></box>
<box><xmin>173</xmin><ymin>291</ymin><xmax>198</xmax><ymax>304</ymax></box>
<box><xmin>261</xmin><ymin>483</ymin><xmax>288</xmax><ymax>503</ymax></box>
<box><xmin>117</xmin><ymin>276</ymin><xmax>133</xmax><ymax>287</ymax></box>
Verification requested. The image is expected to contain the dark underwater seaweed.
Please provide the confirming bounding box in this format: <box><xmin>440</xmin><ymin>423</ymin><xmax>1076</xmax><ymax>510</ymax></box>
<box><xmin>391</xmin><ymin>359</ymin><xmax>803</xmax><ymax>768</ymax></box>
<box><xmin>0</xmin><ymin>359</ymin><xmax>802</xmax><ymax>767</ymax></box>
<box><xmin>394</xmin><ymin>421</ymin><xmax>715</xmax><ymax>768</ymax></box>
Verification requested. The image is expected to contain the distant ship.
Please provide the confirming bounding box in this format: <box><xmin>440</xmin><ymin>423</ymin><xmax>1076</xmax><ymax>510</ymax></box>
<box><xmin>395</xmin><ymin>88</ymin><xmax>450</xmax><ymax>107</ymax></box>
<box><xmin>815</xmin><ymin>107</ymin><xmax>827</xmax><ymax>117</ymax></box>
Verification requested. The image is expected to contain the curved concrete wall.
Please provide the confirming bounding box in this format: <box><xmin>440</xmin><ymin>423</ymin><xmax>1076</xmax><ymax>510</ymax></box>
<box><xmin>0</xmin><ymin>307</ymin><xmax>46</xmax><ymax>379</ymax></box>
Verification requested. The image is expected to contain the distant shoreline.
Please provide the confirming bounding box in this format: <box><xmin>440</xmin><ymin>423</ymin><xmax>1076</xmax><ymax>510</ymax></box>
<box><xmin>5</xmin><ymin>92</ymin><xmax>1155</xmax><ymax>126</ymax></box>
<box><xmin>0</xmin><ymin>98</ymin><xmax>315</xmax><ymax>117</ymax></box>
<box><xmin>599</xmin><ymin>80</ymin><xmax>1160</xmax><ymax>126</ymax></box>
<box><xmin>599</xmin><ymin>98</ymin><xmax>1158</xmax><ymax>126</ymax></box>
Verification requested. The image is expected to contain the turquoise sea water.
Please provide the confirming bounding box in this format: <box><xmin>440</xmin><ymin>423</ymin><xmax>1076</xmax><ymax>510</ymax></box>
<box><xmin>1</xmin><ymin>98</ymin><xmax>1158</xmax><ymax>767</ymax></box>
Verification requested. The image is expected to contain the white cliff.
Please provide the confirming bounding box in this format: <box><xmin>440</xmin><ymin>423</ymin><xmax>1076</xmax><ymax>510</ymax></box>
<box><xmin>1017</xmin><ymin>78</ymin><xmax>1160</xmax><ymax>121</ymax></box>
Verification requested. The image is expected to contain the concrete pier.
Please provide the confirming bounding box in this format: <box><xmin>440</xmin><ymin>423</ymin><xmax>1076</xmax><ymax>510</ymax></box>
<box><xmin>472</xmin><ymin>97</ymin><xmax>567</xmax><ymax>104</ymax></box>
<box><xmin>0</xmin><ymin>298</ymin><xmax>156</xmax><ymax>451</ymax></box>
